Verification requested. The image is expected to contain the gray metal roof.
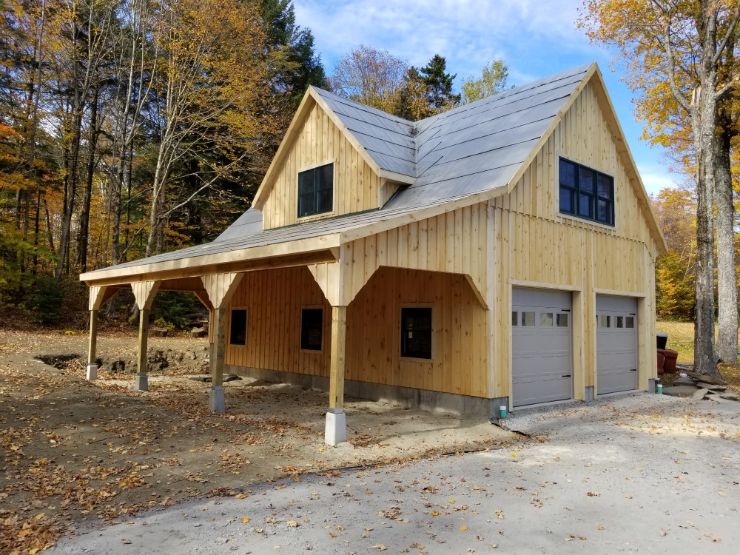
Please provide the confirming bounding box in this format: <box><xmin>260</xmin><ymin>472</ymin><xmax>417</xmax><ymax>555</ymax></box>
<box><xmin>87</xmin><ymin>64</ymin><xmax>591</xmax><ymax>277</ymax></box>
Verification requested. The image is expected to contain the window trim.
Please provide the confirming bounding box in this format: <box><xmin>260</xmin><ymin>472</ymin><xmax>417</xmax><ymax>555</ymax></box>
<box><xmin>297</xmin><ymin>161</ymin><xmax>335</xmax><ymax>220</ymax></box>
<box><xmin>300</xmin><ymin>306</ymin><xmax>324</xmax><ymax>353</ymax></box>
<box><xmin>229</xmin><ymin>307</ymin><xmax>248</xmax><ymax>347</ymax></box>
<box><xmin>558</xmin><ymin>157</ymin><xmax>615</xmax><ymax>227</ymax></box>
<box><xmin>400</xmin><ymin>305</ymin><xmax>434</xmax><ymax>361</ymax></box>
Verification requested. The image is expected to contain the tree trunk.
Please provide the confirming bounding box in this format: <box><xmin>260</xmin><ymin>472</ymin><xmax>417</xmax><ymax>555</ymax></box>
<box><xmin>714</xmin><ymin>122</ymin><xmax>737</xmax><ymax>364</ymax></box>
<box><xmin>77</xmin><ymin>85</ymin><xmax>100</xmax><ymax>273</ymax></box>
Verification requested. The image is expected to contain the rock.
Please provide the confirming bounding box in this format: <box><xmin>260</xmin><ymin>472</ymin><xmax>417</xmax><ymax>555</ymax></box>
<box><xmin>223</xmin><ymin>374</ymin><xmax>242</xmax><ymax>382</ymax></box>
<box><xmin>191</xmin><ymin>327</ymin><xmax>208</xmax><ymax>338</ymax></box>
<box><xmin>189</xmin><ymin>375</ymin><xmax>211</xmax><ymax>382</ymax></box>
<box><xmin>691</xmin><ymin>388</ymin><xmax>709</xmax><ymax>400</ymax></box>
<box><xmin>662</xmin><ymin>385</ymin><xmax>700</xmax><ymax>398</ymax></box>
<box><xmin>147</xmin><ymin>349</ymin><xmax>169</xmax><ymax>372</ymax></box>
<box><xmin>695</xmin><ymin>382</ymin><xmax>727</xmax><ymax>392</ymax></box>
<box><xmin>151</xmin><ymin>327</ymin><xmax>169</xmax><ymax>337</ymax></box>
<box><xmin>110</xmin><ymin>359</ymin><xmax>126</xmax><ymax>373</ymax></box>
<box><xmin>687</xmin><ymin>372</ymin><xmax>727</xmax><ymax>386</ymax></box>
<box><xmin>720</xmin><ymin>392</ymin><xmax>739</xmax><ymax>401</ymax></box>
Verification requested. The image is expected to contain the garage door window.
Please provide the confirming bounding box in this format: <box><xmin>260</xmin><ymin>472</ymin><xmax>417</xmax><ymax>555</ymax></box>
<box><xmin>512</xmin><ymin>312</ymin><xmax>519</xmax><ymax>326</ymax></box>
<box><xmin>625</xmin><ymin>316</ymin><xmax>634</xmax><ymax>328</ymax></box>
<box><xmin>540</xmin><ymin>313</ymin><xmax>554</xmax><ymax>327</ymax></box>
<box><xmin>557</xmin><ymin>313</ymin><xmax>569</xmax><ymax>327</ymax></box>
<box><xmin>599</xmin><ymin>315</ymin><xmax>611</xmax><ymax>328</ymax></box>
<box><xmin>521</xmin><ymin>311</ymin><xmax>536</xmax><ymax>326</ymax></box>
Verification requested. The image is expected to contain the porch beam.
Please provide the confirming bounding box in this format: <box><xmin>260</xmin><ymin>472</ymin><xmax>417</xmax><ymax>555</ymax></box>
<box><xmin>132</xmin><ymin>280</ymin><xmax>160</xmax><ymax>392</ymax></box>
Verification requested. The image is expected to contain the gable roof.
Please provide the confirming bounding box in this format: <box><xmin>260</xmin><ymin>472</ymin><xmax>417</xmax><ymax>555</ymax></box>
<box><xmin>81</xmin><ymin>63</ymin><xmax>666</xmax><ymax>284</ymax></box>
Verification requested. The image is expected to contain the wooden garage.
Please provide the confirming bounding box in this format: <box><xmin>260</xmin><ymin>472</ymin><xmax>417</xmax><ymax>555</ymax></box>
<box><xmin>80</xmin><ymin>63</ymin><xmax>666</xmax><ymax>444</ymax></box>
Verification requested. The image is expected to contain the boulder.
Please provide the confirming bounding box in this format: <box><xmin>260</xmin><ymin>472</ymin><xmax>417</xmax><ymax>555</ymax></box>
<box><xmin>691</xmin><ymin>388</ymin><xmax>709</xmax><ymax>400</ymax></box>
<box><xmin>720</xmin><ymin>392</ymin><xmax>739</xmax><ymax>401</ymax></box>
<box><xmin>695</xmin><ymin>382</ymin><xmax>727</xmax><ymax>392</ymax></box>
<box><xmin>687</xmin><ymin>372</ymin><xmax>727</xmax><ymax>386</ymax></box>
<box><xmin>191</xmin><ymin>326</ymin><xmax>208</xmax><ymax>338</ymax></box>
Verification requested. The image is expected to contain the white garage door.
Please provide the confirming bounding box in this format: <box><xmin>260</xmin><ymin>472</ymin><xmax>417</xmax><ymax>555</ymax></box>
<box><xmin>512</xmin><ymin>288</ymin><xmax>572</xmax><ymax>407</ymax></box>
<box><xmin>596</xmin><ymin>295</ymin><xmax>638</xmax><ymax>395</ymax></box>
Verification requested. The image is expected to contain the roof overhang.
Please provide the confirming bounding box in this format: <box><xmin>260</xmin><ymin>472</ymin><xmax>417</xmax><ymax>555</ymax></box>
<box><xmin>80</xmin><ymin>234</ymin><xmax>341</xmax><ymax>286</ymax></box>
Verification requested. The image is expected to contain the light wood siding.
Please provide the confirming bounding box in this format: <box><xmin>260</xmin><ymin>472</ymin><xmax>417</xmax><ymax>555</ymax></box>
<box><xmin>261</xmin><ymin>100</ymin><xmax>383</xmax><ymax>229</ymax></box>
<box><xmin>490</xmin><ymin>79</ymin><xmax>658</xmax><ymax>400</ymax></box>
<box><xmin>225</xmin><ymin>266</ymin><xmax>488</xmax><ymax>398</ymax></box>
<box><xmin>341</xmin><ymin>203</ymin><xmax>489</xmax><ymax>305</ymax></box>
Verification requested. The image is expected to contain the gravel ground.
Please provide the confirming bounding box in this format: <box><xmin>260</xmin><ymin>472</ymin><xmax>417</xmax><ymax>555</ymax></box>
<box><xmin>53</xmin><ymin>393</ymin><xmax>740</xmax><ymax>554</ymax></box>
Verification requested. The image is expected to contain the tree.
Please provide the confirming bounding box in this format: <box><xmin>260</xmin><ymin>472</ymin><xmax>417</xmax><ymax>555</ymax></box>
<box><xmin>329</xmin><ymin>45</ymin><xmax>407</xmax><ymax>112</ymax></box>
<box><xmin>461</xmin><ymin>59</ymin><xmax>509</xmax><ymax>103</ymax></box>
<box><xmin>581</xmin><ymin>0</ymin><xmax>739</xmax><ymax>377</ymax></box>
<box><xmin>418</xmin><ymin>54</ymin><xmax>460</xmax><ymax>109</ymax></box>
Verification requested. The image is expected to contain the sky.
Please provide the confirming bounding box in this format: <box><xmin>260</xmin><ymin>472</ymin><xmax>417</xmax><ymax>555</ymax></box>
<box><xmin>293</xmin><ymin>0</ymin><xmax>682</xmax><ymax>196</ymax></box>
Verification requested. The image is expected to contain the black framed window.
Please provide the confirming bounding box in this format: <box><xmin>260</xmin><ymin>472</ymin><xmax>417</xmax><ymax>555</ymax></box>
<box><xmin>559</xmin><ymin>158</ymin><xmax>614</xmax><ymax>226</ymax></box>
<box><xmin>298</xmin><ymin>163</ymin><xmax>333</xmax><ymax>218</ymax></box>
<box><xmin>230</xmin><ymin>309</ymin><xmax>247</xmax><ymax>346</ymax></box>
<box><xmin>401</xmin><ymin>307</ymin><xmax>432</xmax><ymax>359</ymax></box>
<box><xmin>300</xmin><ymin>308</ymin><xmax>323</xmax><ymax>351</ymax></box>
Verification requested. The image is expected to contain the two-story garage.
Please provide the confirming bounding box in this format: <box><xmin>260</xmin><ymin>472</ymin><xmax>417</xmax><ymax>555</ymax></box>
<box><xmin>80</xmin><ymin>63</ymin><xmax>666</xmax><ymax>445</ymax></box>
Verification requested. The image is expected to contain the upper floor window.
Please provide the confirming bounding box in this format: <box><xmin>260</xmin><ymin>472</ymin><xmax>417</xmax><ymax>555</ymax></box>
<box><xmin>559</xmin><ymin>158</ymin><xmax>614</xmax><ymax>226</ymax></box>
<box><xmin>298</xmin><ymin>163</ymin><xmax>333</xmax><ymax>218</ymax></box>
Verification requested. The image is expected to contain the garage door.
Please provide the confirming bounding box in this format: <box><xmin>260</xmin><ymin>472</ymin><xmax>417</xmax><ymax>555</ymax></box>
<box><xmin>512</xmin><ymin>288</ymin><xmax>572</xmax><ymax>407</ymax></box>
<box><xmin>596</xmin><ymin>295</ymin><xmax>638</xmax><ymax>395</ymax></box>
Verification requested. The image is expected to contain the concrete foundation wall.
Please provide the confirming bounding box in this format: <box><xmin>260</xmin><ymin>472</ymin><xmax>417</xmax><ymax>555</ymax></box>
<box><xmin>226</xmin><ymin>364</ymin><xmax>495</xmax><ymax>418</ymax></box>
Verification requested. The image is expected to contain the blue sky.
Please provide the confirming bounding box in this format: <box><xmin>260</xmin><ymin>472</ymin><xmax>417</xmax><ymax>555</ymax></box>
<box><xmin>293</xmin><ymin>0</ymin><xmax>682</xmax><ymax>196</ymax></box>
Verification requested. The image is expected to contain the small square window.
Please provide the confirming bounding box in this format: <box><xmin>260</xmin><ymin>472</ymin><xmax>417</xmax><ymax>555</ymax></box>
<box><xmin>301</xmin><ymin>308</ymin><xmax>323</xmax><ymax>350</ymax></box>
<box><xmin>599</xmin><ymin>315</ymin><xmax>611</xmax><ymax>328</ymax></box>
<box><xmin>522</xmin><ymin>312</ymin><xmax>536</xmax><ymax>327</ymax></box>
<box><xmin>625</xmin><ymin>316</ymin><xmax>635</xmax><ymax>329</ymax></box>
<box><xmin>540</xmin><ymin>313</ymin><xmax>554</xmax><ymax>327</ymax></box>
<box><xmin>230</xmin><ymin>309</ymin><xmax>247</xmax><ymax>346</ymax></box>
<box><xmin>512</xmin><ymin>311</ymin><xmax>518</xmax><ymax>327</ymax></box>
<box><xmin>557</xmin><ymin>313</ymin><xmax>569</xmax><ymax>327</ymax></box>
<box><xmin>401</xmin><ymin>307</ymin><xmax>432</xmax><ymax>359</ymax></box>
<box><xmin>298</xmin><ymin>163</ymin><xmax>333</xmax><ymax>218</ymax></box>
<box><xmin>616</xmin><ymin>316</ymin><xmax>624</xmax><ymax>328</ymax></box>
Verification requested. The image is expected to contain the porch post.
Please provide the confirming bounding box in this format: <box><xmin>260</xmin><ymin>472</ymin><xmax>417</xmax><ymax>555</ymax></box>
<box><xmin>136</xmin><ymin>307</ymin><xmax>151</xmax><ymax>391</ymax></box>
<box><xmin>131</xmin><ymin>281</ymin><xmax>160</xmax><ymax>391</ymax></box>
<box><xmin>86</xmin><ymin>285</ymin><xmax>108</xmax><ymax>381</ymax></box>
<box><xmin>201</xmin><ymin>272</ymin><xmax>243</xmax><ymax>413</ymax></box>
<box><xmin>209</xmin><ymin>306</ymin><xmax>227</xmax><ymax>412</ymax></box>
<box><xmin>326</xmin><ymin>305</ymin><xmax>347</xmax><ymax>446</ymax></box>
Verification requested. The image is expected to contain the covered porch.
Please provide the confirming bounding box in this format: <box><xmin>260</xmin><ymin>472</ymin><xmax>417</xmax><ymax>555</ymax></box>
<box><xmin>82</xmin><ymin>238</ymin><xmax>376</xmax><ymax>446</ymax></box>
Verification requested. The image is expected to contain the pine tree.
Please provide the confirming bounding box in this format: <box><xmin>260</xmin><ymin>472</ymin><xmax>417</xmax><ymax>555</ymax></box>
<box><xmin>419</xmin><ymin>54</ymin><xmax>460</xmax><ymax>110</ymax></box>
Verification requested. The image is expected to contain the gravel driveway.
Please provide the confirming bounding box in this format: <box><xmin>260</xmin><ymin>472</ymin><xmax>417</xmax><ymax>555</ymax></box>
<box><xmin>53</xmin><ymin>394</ymin><xmax>739</xmax><ymax>554</ymax></box>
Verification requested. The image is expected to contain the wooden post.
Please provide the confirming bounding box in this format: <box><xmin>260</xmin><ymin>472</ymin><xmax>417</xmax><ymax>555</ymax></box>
<box><xmin>325</xmin><ymin>305</ymin><xmax>348</xmax><ymax>446</ymax></box>
<box><xmin>86</xmin><ymin>309</ymin><xmax>98</xmax><ymax>380</ymax></box>
<box><xmin>136</xmin><ymin>307</ymin><xmax>150</xmax><ymax>391</ymax></box>
<box><xmin>86</xmin><ymin>285</ymin><xmax>109</xmax><ymax>381</ymax></box>
<box><xmin>329</xmin><ymin>305</ymin><xmax>347</xmax><ymax>409</ymax></box>
<box><xmin>201</xmin><ymin>273</ymin><xmax>243</xmax><ymax>413</ymax></box>
<box><xmin>131</xmin><ymin>280</ymin><xmax>159</xmax><ymax>392</ymax></box>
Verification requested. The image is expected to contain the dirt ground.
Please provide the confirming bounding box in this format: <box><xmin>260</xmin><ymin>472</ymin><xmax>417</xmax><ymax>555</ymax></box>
<box><xmin>0</xmin><ymin>330</ymin><xmax>514</xmax><ymax>554</ymax></box>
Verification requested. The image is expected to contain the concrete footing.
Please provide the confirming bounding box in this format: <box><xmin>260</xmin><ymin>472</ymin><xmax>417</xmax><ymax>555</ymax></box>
<box><xmin>135</xmin><ymin>373</ymin><xmax>148</xmax><ymax>392</ymax></box>
<box><xmin>209</xmin><ymin>385</ymin><xmax>225</xmax><ymax>413</ymax></box>
<box><xmin>584</xmin><ymin>386</ymin><xmax>595</xmax><ymax>402</ymax></box>
<box><xmin>324</xmin><ymin>409</ymin><xmax>347</xmax><ymax>446</ymax></box>
<box><xmin>86</xmin><ymin>364</ymin><xmax>98</xmax><ymax>381</ymax></box>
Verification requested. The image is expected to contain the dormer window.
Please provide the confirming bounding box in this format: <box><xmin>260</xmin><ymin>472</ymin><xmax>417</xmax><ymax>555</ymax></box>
<box><xmin>298</xmin><ymin>163</ymin><xmax>333</xmax><ymax>218</ymax></box>
<box><xmin>559</xmin><ymin>158</ymin><xmax>614</xmax><ymax>226</ymax></box>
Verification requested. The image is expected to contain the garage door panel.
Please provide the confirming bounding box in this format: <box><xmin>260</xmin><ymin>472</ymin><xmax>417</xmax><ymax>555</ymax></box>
<box><xmin>596</xmin><ymin>295</ymin><xmax>637</xmax><ymax>395</ymax></box>
<box><xmin>512</xmin><ymin>288</ymin><xmax>572</xmax><ymax>407</ymax></box>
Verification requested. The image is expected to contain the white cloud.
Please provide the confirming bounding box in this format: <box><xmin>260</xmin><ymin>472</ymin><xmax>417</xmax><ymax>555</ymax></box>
<box><xmin>294</xmin><ymin>0</ymin><xmax>593</xmax><ymax>80</ymax></box>
<box><xmin>637</xmin><ymin>165</ymin><xmax>684</xmax><ymax>196</ymax></box>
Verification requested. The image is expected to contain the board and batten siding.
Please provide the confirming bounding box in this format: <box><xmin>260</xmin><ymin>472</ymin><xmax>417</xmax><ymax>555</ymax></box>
<box><xmin>224</xmin><ymin>265</ymin><xmax>488</xmax><ymax>398</ymax></box>
<box><xmin>489</xmin><ymin>78</ymin><xmax>659</xmax><ymax>401</ymax></box>
<box><xmin>261</xmin><ymin>100</ymin><xmax>384</xmax><ymax>229</ymax></box>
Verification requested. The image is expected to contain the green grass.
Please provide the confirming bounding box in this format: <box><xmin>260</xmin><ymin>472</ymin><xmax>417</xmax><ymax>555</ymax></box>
<box><xmin>656</xmin><ymin>320</ymin><xmax>740</xmax><ymax>364</ymax></box>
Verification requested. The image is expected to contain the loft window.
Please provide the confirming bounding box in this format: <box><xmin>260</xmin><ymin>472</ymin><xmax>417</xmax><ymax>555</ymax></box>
<box><xmin>298</xmin><ymin>163</ymin><xmax>333</xmax><ymax>218</ymax></box>
<box><xmin>401</xmin><ymin>307</ymin><xmax>432</xmax><ymax>359</ymax></box>
<box><xmin>230</xmin><ymin>309</ymin><xmax>247</xmax><ymax>346</ymax></box>
<box><xmin>300</xmin><ymin>308</ymin><xmax>323</xmax><ymax>351</ymax></box>
<box><xmin>559</xmin><ymin>158</ymin><xmax>614</xmax><ymax>226</ymax></box>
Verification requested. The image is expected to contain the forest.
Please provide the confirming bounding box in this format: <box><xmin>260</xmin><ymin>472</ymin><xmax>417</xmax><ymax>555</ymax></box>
<box><xmin>0</xmin><ymin>0</ymin><xmax>737</xmax><ymax>369</ymax></box>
